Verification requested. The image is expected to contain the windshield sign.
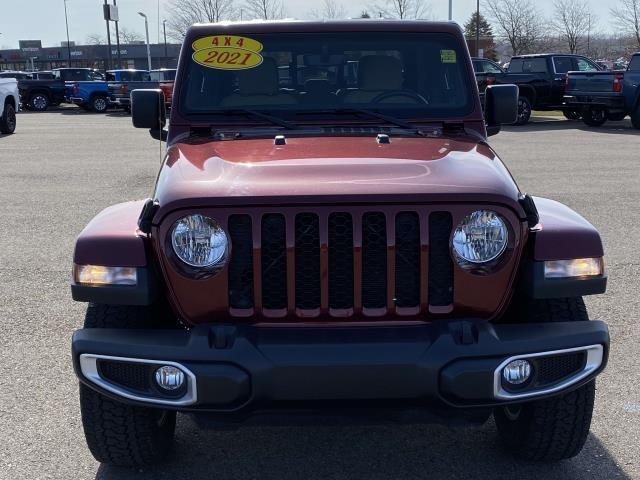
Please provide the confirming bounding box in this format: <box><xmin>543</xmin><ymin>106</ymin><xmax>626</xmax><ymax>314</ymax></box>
<box><xmin>181</xmin><ymin>32</ymin><xmax>472</xmax><ymax>120</ymax></box>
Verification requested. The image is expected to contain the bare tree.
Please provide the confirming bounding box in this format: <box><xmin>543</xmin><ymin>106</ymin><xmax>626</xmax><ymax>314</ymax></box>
<box><xmin>85</xmin><ymin>33</ymin><xmax>105</xmax><ymax>45</ymax></box>
<box><xmin>485</xmin><ymin>0</ymin><xmax>548</xmax><ymax>55</ymax></box>
<box><xmin>243</xmin><ymin>0</ymin><xmax>285</xmax><ymax>20</ymax></box>
<box><xmin>166</xmin><ymin>0</ymin><xmax>236</xmax><ymax>40</ymax></box>
<box><xmin>310</xmin><ymin>0</ymin><xmax>347</xmax><ymax>20</ymax></box>
<box><xmin>552</xmin><ymin>0</ymin><xmax>593</xmax><ymax>53</ymax></box>
<box><xmin>611</xmin><ymin>0</ymin><xmax>640</xmax><ymax>48</ymax></box>
<box><xmin>118</xmin><ymin>27</ymin><xmax>144</xmax><ymax>44</ymax></box>
<box><xmin>370</xmin><ymin>0</ymin><xmax>430</xmax><ymax>19</ymax></box>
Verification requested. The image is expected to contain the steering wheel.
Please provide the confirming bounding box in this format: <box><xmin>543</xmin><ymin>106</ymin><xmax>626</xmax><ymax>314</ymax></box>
<box><xmin>372</xmin><ymin>90</ymin><xmax>429</xmax><ymax>105</ymax></box>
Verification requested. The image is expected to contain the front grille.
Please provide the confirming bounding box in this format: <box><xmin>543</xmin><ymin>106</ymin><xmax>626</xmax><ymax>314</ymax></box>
<box><xmin>98</xmin><ymin>360</ymin><xmax>152</xmax><ymax>391</ymax></box>
<box><xmin>226</xmin><ymin>209</ymin><xmax>456</xmax><ymax>319</ymax></box>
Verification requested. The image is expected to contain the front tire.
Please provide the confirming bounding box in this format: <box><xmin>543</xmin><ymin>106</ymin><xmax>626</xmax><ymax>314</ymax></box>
<box><xmin>582</xmin><ymin>107</ymin><xmax>607</xmax><ymax>127</ymax></box>
<box><xmin>514</xmin><ymin>96</ymin><xmax>532</xmax><ymax>125</ymax></box>
<box><xmin>494</xmin><ymin>297</ymin><xmax>595</xmax><ymax>461</ymax></box>
<box><xmin>79</xmin><ymin>304</ymin><xmax>177</xmax><ymax>466</ymax></box>
<box><xmin>29</xmin><ymin>93</ymin><xmax>49</xmax><ymax>112</ymax></box>
<box><xmin>91</xmin><ymin>95</ymin><xmax>108</xmax><ymax>113</ymax></box>
<box><xmin>0</xmin><ymin>103</ymin><xmax>16</xmax><ymax>134</ymax></box>
<box><xmin>494</xmin><ymin>381</ymin><xmax>595</xmax><ymax>461</ymax></box>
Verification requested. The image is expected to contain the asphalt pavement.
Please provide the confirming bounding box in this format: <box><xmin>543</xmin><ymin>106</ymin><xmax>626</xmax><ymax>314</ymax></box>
<box><xmin>0</xmin><ymin>108</ymin><xmax>638</xmax><ymax>480</ymax></box>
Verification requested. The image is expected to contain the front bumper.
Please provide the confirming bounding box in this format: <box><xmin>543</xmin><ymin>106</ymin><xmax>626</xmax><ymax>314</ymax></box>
<box><xmin>72</xmin><ymin>320</ymin><xmax>609</xmax><ymax>414</ymax></box>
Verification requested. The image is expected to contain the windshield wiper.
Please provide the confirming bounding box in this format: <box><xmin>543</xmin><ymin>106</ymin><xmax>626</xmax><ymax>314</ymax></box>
<box><xmin>324</xmin><ymin>108</ymin><xmax>424</xmax><ymax>134</ymax></box>
<box><xmin>220</xmin><ymin>109</ymin><xmax>299</xmax><ymax>130</ymax></box>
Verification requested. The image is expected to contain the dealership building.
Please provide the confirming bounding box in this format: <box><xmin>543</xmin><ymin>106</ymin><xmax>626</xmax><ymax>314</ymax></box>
<box><xmin>0</xmin><ymin>40</ymin><xmax>182</xmax><ymax>72</ymax></box>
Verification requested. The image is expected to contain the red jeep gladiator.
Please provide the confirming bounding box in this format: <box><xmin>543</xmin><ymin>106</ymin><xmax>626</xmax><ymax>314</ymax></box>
<box><xmin>71</xmin><ymin>20</ymin><xmax>609</xmax><ymax>467</ymax></box>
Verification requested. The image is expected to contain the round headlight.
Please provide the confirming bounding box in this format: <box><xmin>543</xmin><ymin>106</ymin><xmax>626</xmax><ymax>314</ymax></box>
<box><xmin>452</xmin><ymin>210</ymin><xmax>508</xmax><ymax>264</ymax></box>
<box><xmin>171</xmin><ymin>214</ymin><xmax>228</xmax><ymax>268</ymax></box>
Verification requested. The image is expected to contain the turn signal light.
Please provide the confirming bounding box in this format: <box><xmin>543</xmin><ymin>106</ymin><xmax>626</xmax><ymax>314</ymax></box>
<box><xmin>74</xmin><ymin>264</ymin><xmax>137</xmax><ymax>286</ymax></box>
<box><xmin>544</xmin><ymin>258</ymin><xmax>604</xmax><ymax>279</ymax></box>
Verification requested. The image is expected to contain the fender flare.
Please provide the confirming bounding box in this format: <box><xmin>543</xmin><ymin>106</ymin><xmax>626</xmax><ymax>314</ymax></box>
<box><xmin>72</xmin><ymin>200</ymin><xmax>158</xmax><ymax>305</ymax></box>
<box><xmin>519</xmin><ymin>196</ymin><xmax>606</xmax><ymax>299</ymax></box>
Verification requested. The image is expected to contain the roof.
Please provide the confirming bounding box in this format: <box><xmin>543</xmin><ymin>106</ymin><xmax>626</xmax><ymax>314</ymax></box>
<box><xmin>186</xmin><ymin>19</ymin><xmax>464</xmax><ymax>36</ymax></box>
<box><xmin>510</xmin><ymin>53</ymin><xmax>587</xmax><ymax>59</ymax></box>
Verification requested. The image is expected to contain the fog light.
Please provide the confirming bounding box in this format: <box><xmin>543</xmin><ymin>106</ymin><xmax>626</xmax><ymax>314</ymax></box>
<box><xmin>155</xmin><ymin>366</ymin><xmax>185</xmax><ymax>391</ymax></box>
<box><xmin>502</xmin><ymin>359</ymin><xmax>532</xmax><ymax>385</ymax></box>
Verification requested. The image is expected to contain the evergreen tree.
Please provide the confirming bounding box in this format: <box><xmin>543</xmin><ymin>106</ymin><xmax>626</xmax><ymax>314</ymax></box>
<box><xmin>464</xmin><ymin>12</ymin><xmax>497</xmax><ymax>60</ymax></box>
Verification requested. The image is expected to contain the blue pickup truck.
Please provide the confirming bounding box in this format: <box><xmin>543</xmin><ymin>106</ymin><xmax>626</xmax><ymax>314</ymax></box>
<box><xmin>564</xmin><ymin>53</ymin><xmax>640</xmax><ymax>128</ymax></box>
<box><xmin>53</xmin><ymin>68</ymin><xmax>110</xmax><ymax>113</ymax></box>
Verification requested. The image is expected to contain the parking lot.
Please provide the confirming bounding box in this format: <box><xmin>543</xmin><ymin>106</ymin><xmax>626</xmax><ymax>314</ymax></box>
<box><xmin>0</xmin><ymin>108</ymin><xmax>638</xmax><ymax>480</ymax></box>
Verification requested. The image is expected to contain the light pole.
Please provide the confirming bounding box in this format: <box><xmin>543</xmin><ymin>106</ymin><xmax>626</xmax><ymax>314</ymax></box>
<box><xmin>475</xmin><ymin>0</ymin><xmax>480</xmax><ymax>57</ymax></box>
<box><xmin>448</xmin><ymin>0</ymin><xmax>452</xmax><ymax>21</ymax></box>
<box><xmin>63</xmin><ymin>0</ymin><xmax>72</xmax><ymax>67</ymax></box>
<box><xmin>162</xmin><ymin>19</ymin><xmax>168</xmax><ymax>67</ymax></box>
<box><xmin>138</xmin><ymin>11</ymin><xmax>152</xmax><ymax>71</ymax></box>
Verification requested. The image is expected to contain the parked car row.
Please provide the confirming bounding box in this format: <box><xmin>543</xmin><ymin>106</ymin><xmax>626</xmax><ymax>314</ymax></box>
<box><xmin>0</xmin><ymin>67</ymin><xmax>176</xmax><ymax>114</ymax></box>
<box><xmin>473</xmin><ymin>52</ymin><xmax>640</xmax><ymax>128</ymax></box>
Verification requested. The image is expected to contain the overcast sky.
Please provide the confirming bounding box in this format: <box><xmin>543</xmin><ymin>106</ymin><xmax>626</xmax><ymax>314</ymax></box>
<box><xmin>0</xmin><ymin>0</ymin><xmax>618</xmax><ymax>49</ymax></box>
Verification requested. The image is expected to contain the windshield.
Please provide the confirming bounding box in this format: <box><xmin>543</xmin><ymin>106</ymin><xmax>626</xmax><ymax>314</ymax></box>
<box><xmin>107</xmin><ymin>71</ymin><xmax>150</xmax><ymax>82</ymax></box>
<box><xmin>180</xmin><ymin>32</ymin><xmax>473</xmax><ymax>120</ymax></box>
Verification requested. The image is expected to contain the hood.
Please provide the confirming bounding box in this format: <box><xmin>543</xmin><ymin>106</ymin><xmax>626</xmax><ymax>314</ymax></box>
<box><xmin>154</xmin><ymin>135</ymin><xmax>523</xmax><ymax>218</ymax></box>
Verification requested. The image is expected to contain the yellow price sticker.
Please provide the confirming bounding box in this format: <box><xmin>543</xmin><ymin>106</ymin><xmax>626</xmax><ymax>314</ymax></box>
<box><xmin>192</xmin><ymin>46</ymin><xmax>264</xmax><ymax>70</ymax></box>
<box><xmin>192</xmin><ymin>35</ymin><xmax>263</xmax><ymax>54</ymax></box>
<box><xmin>440</xmin><ymin>49</ymin><xmax>457</xmax><ymax>63</ymax></box>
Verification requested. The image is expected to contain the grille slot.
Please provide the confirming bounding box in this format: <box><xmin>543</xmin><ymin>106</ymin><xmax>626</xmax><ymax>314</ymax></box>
<box><xmin>228</xmin><ymin>215</ymin><xmax>254</xmax><ymax>309</ymax></box>
<box><xmin>362</xmin><ymin>212</ymin><xmax>387</xmax><ymax>309</ymax></box>
<box><xmin>428</xmin><ymin>212</ymin><xmax>454</xmax><ymax>306</ymax></box>
<box><xmin>395</xmin><ymin>212</ymin><xmax>421</xmax><ymax>308</ymax></box>
<box><xmin>295</xmin><ymin>213</ymin><xmax>321</xmax><ymax>310</ymax></box>
<box><xmin>98</xmin><ymin>360</ymin><xmax>152</xmax><ymax>391</ymax></box>
<box><xmin>328</xmin><ymin>212</ymin><xmax>354</xmax><ymax>309</ymax></box>
<box><xmin>261</xmin><ymin>214</ymin><xmax>287</xmax><ymax>310</ymax></box>
<box><xmin>535</xmin><ymin>352</ymin><xmax>587</xmax><ymax>386</ymax></box>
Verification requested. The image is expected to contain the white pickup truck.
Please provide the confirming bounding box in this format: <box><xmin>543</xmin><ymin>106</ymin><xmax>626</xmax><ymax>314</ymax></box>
<box><xmin>0</xmin><ymin>78</ymin><xmax>19</xmax><ymax>134</ymax></box>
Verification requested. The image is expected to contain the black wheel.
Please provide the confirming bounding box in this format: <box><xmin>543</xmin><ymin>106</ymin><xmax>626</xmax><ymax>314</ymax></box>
<box><xmin>79</xmin><ymin>304</ymin><xmax>177</xmax><ymax>466</ymax></box>
<box><xmin>494</xmin><ymin>297</ymin><xmax>595</xmax><ymax>461</ymax></box>
<box><xmin>29</xmin><ymin>93</ymin><xmax>49</xmax><ymax>112</ymax></box>
<box><xmin>563</xmin><ymin>110</ymin><xmax>581</xmax><ymax>120</ymax></box>
<box><xmin>0</xmin><ymin>102</ymin><xmax>16</xmax><ymax>134</ymax></box>
<box><xmin>514</xmin><ymin>96</ymin><xmax>532</xmax><ymax>125</ymax></box>
<box><xmin>582</xmin><ymin>107</ymin><xmax>607</xmax><ymax>127</ymax></box>
<box><xmin>632</xmin><ymin>105</ymin><xmax>640</xmax><ymax>129</ymax></box>
<box><xmin>607</xmin><ymin>112</ymin><xmax>626</xmax><ymax>121</ymax></box>
<box><xmin>91</xmin><ymin>95</ymin><xmax>108</xmax><ymax>113</ymax></box>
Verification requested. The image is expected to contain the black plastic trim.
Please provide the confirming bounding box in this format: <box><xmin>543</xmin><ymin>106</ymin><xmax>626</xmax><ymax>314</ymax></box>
<box><xmin>71</xmin><ymin>268</ymin><xmax>158</xmax><ymax>306</ymax></box>
<box><xmin>72</xmin><ymin>319</ymin><xmax>609</xmax><ymax>413</ymax></box>
<box><xmin>520</xmin><ymin>260</ymin><xmax>607</xmax><ymax>299</ymax></box>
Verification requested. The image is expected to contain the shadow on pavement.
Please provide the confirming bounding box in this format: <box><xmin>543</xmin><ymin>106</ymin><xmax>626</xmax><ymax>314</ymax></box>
<box><xmin>95</xmin><ymin>417</ymin><xmax>630</xmax><ymax>480</ymax></box>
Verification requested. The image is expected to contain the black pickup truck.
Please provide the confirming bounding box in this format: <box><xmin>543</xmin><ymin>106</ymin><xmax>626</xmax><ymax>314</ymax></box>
<box><xmin>496</xmin><ymin>54</ymin><xmax>602</xmax><ymax>125</ymax></box>
<box><xmin>472</xmin><ymin>57</ymin><xmax>504</xmax><ymax>105</ymax></box>
<box><xmin>564</xmin><ymin>53</ymin><xmax>640</xmax><ymax>128</ymax></box>
<box><xmin>18</xmin><ymin>78</ymin><xmax>66</xmax><ymax>111</ymax></box>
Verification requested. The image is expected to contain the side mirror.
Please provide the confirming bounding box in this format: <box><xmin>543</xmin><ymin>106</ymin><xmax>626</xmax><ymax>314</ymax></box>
<box><xmin>131</xmin><ymin>89</ymin><xmax>166</xmax><ymax>138</ymax></box>
<box><xmin>484</xmin><ymin>84</ymin><xmax>519</xmax><ymax>136</ymax></box>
